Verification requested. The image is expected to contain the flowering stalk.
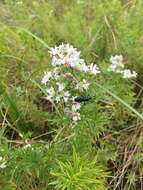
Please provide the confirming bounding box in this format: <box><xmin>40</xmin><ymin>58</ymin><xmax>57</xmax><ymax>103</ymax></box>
<box><xmin>41</xmin><ymin>43</ymin><xmax>100</xmax><ymax>127</ymax></box>
<box><xmin>41</xmin><ymin>43</ymin><xmax>138</xmax><ymax>127</ymax></box>
<box><xmin>108</xmin><ymin>55</ymin><xmax>137</xmax><ymax>78</ymax></box>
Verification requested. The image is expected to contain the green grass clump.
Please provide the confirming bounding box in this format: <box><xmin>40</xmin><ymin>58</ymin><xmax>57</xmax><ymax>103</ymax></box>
<box><xmin>50</xmin><ymin>149</ymin><xmax>108</xmax><ymax>190</ymax></box>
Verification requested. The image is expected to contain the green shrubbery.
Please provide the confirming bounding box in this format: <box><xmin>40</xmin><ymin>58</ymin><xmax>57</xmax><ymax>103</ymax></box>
<box><xmin>0</xmin><ymin>0</ymin><xmax>143</xmax><ymax>189</ymax></box>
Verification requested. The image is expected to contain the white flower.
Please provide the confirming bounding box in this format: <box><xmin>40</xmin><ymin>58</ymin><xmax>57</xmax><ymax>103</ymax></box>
<box><xmin>132</xmin><ymin>71</ymin><xmax>137</xmax><ymax>78</ymax></box>
<box><xmin>23</xmin><ymin>144</ymin><xmax>32</xmax><ymax>149</ymax></box>
<box><xmin>41</xmin><ymin>71</ymin><xmax>52</xmax><ymax>84</ymax></box>
<box><xmin>46</xmin><ymin>87</ymin><xmax>55</xmax><ymax>98</ymax></box>
<box><xmin>75</xmin><ymin>83</ymin><xmax>81</xmax><ymax>91</ymax></box>
<box><xmin>49</xmin><ymin>47</ymin><xmax>58</xmax><ymax>56</ymax></box>
<box><xmin>82</xmin><ymin>79</ymin><xmax>90</xmax><ymax>90</ymax></box>
<box><xmin>108</xmin><ymin>65</ymin><xmax>124</xmax><ymax>73</ymax></box>
<box><xmin>52</xmin><ymin>56</ymin><xmax>65</xmax><ymax>66</ymax></box>
<box><xmin>108</xmin><ymin>54</ymin><xmax>124</xmax><ymax>72</ymax></box>
<box><xmin>72</xmin><ymin>103</ymin><xmax>81</xmax><ymax>112</ymax></box>
<box><xmin>110</xmin><ymin>54</ymin><xmax>123</xmax><ymax>65</ymax></box>
<box><xmin>0</xmin><ymin>157</ymin><xmax>2</xmax><ymax>161</ymax></box>
<box><xmin>55</xmin><ymin>95</ymin><xmax>61</xmax><ymax>103</ymax></box>
<box><xmin>71</xmin><ymin>96</ymin><xmax>78</xmax><ymax>102</ymax></box>
<box><xmin>75</xmin><ymin>79</ymin><xmax>89</xmax><ymax>91</ymax></box>
<box><xmin>72</xmin><ymin>112</ymin><xmax>81</xmax><ymax>122</ymax></box>
<box><xmin>56</xmin><ymin>82</ymin><xmax>65</xmax><ymax>92</ymax></box>
<box><xmin>64</xmin><ymin>91</ymin><xmax>70</xmax><ymax>97</ymax></box>
<box><xmin>88</xmin><ymin>64</ymin><xmax>100</xmax><ymax>75</ymax></box>
<box><xmin>108</xmin><ymin>63</ymin><xmax>118</xmax><ymax>72</ymax></box>
<box><xmin>19</xmin><ymin>133</ymin><xmax>23</xmax><ymax>138</ymax></box>
<box><xmin>49</xmin><ymin>43</ymin><xmax>85</xmax><ymax>69</ymax></box>
<box><xmin>49</xmin><ymin>43</ymin><xmax>101</xmax><ymax>79</ymax></box>
<box><xmin>53</xmin><ymin>67</ymin><xmax>60</xmax><ymax>80</ymax></box>
<box><xmin>108</xmin><ymin>55</ymin><xmax>137</xmax><ymax>79</ymax></box>
<box><xmin>63</xmin><ymin>91</ymin><xmax>71</xmax><ymax>102</ymax></box>
<box><xmin>0</xmin><ymin>162</ymin><xmax>7</xmax><ymax>169</ymax></box>
<box><xmin>122</xmin><ymin>69</ymin><xmax>137</xmax><ymax>79</ymax></box>
<box><xmin>81</xmin><ymin>64</ymin><xmax>89</xmax><ymax>72</ymax></box>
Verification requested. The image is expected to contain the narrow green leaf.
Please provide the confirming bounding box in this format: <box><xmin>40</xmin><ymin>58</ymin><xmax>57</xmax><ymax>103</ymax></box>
<box><xmin>94</xmin><ymin>81</ymin><xmax>143</xmax><ymax>121</ymax></box>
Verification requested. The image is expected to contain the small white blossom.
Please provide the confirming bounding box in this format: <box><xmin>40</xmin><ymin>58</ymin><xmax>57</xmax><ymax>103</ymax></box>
<box><xmin>52</xmin><ymin>56</ymin><xmax>65</xmax><ymax>66</ymax></box>
<box><xmin>108</xmin><ymin>54</ymin><xmax>124</xmax><ymax>72</ymax></box>
<box><xmin>52</xmin><ymin>67</ymin><xmax>60</xmax><ymax>80</ymax></box>
<box><xmin>55</xmin><ymin>95</ymin><xmax>61</xmax><ymax>103</ymax></box>
<box><xmin>56</xmin><ymin>82</ymin><xmax>65</xmax><ymax>92</ymax></box>
<box><xmin>69</xmin><ymin>123</ymin><xmax>76</xmax><ymax>128</ymax></box>
<box><xmin>75</xmin><ymin>83</ymin><xmax>81</xmax><ymax>91</ymax></box>
<box><xmin>75</xmin><ymin>79</ymin><xmax>89</xmax><ymax>91</ymax></box>
<box><xmin>46</xmin><ymin>87</ymin><xmax>55</xmax><ymax>98</ymax></box>
<box><xmin>19</xmin><ymin>133</ymin><xmax>23</xmax><ymax>138</ymax></box>
<box><xmin>49</xmin><ymin>47</ymin><xmax>58</xmax><ymax>56</ymax></box>
<box><xmin>71</xmin><ymin>96</ymin><xmax>78</xmax><ymax>102</ymax></box>
<box><xmin>63</xmin><ymin>91</ymin><xmax>71</xmax><ymax>102</ymax></box>
<box><xmin>49</xmin><ymin>43</ymin><xmax>85</xmax><ymax>69</ymax></box>
<box><xmin>122</xmin><ymin>69</ymin><xmax>137</xmax><ymax>79</ymax></box>
<box><xmin>82</xmin><ymin>79</ymin><xmax>90</xmax><ymax>90</ymax></box>
<box><xmin>0</xmin><ymin>162</ymin><xmax>7</xmax><ymax>169</ymax></box>
<box><xmin>110</xmin><ymin>55</ymin><xmax>123</xmax><ymax>65</ymax></box>
<box><xmin>0</xmin><ymin>157</ymin><xmax>2</xmax><ymax>161</ymax></box>
<box><xmin>108</xmin><ymin>55</ymin><xmax>137</xmax><ymax>79</ymax></box>
<box><xmin>72</xmin><ymin>103</ymin><xmax>81</xmax><ymax>112</ymax></box>
<box><xmin>23</xmin><ymin>144</ymin><xmax>32</xmax><ymax>149</ymax></box>
<box><xmin>88</xmin><ymin>64</ymin><xmax>100</xmax><ymax>75</ymax></box>
<box><xmin>72</xmin><ymin>112</ymin><xmax>81</xmax><ymax>122</ymax></box>
<box><xmin>41</xmin><ymin>71</ymin><xmax>52</xmax><ymax>84</ymax></box>
<box><xmin>108</xmin><ymin>64</ymin><xmax>118</xmax><ymax>72</ymax></box>
<box><xmin>80</xmin><ymin>63</ymin><xmax>89</xmax><ymax>72</ymax></box>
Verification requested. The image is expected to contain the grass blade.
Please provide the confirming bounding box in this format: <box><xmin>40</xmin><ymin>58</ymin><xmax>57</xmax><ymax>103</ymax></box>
<box><xmin>20</xmin><ymin>28</ymin><xmax>50</xmax><ymax>50</ymax></box>
<box><xmin>94</xmin><ymin>81</ymin><xmax>143</xmax><ymax>121</ymax></box>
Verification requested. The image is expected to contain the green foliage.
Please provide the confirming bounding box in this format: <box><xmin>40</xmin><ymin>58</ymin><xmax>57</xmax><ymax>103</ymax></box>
<box><xmin>0</xmin><ymin>0</ymin><xmax>143</xmax><ymax>190</ymax></box>
<box><xmin>0</xmin><ymin>177</ymin><xmax>16</xmax><ymax>190</ymax></box>
<box><xmin>50</xmin><ymin>149</ymin><xmax>108</xmax><ymax>190</ymax></box>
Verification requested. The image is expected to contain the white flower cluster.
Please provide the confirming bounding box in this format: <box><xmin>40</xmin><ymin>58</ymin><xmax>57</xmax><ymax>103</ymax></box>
<box><xmin>41</xmin><ymin>43</ymin><xmax>100</xmax><ymax>127</ymax></box>
<box><xmin>41</xmin><ymin>44</ymin><xmax>138</xmax><ymax>127</ymax></box>
<box><xmin>49</xmin><ymin>43</ymin><xmax>100</xmax><ymax>75</ymax></box>
<box><xmin>0</xmin><ymin>156</ymin><xmax>7</xmax><ymax>169</ymax></box>
<box><xmin>41</xmin><ymin>68</ymin><xmax>59</xmax><ymax>85</ymax></box>
<box><xmin>108</xmin><ymin>55</ymin><xmax>137</xmax><ymax>79</ymax></box>
<box><xmin>122</xmin><ymin>69</ymin><xmax>137</xmax><ymax>79</ymax></box>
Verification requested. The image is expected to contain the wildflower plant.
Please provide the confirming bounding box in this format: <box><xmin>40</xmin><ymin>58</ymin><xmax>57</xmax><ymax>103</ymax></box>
<box><xmin>0</xmin><ymin>1</ymin><xmax>143</xmax><ymax>190</ymax></box>
<box><xmin>50</xmin><ymin>149</ymin><xmax>108</xmax><ymax>190</ymax></box>
<box><xmin>41</xmin><ymin>43</ymin><xmax>100</xmax><ymax>127</ymax></box>
<box><xmin>108</xmin><ymin>55</ymin><xmax>137</xmax><ymax>78</ymax></box>
<box><xmin>41</xmin><ymin>43</ymin><xmax>137</xmax><ymax>128</ymax></box>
